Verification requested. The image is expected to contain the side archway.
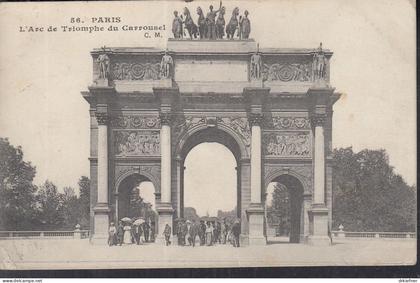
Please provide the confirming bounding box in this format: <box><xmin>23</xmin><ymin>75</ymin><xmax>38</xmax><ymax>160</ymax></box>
<box><xmin>264</xmin><ymin>173</ymin><xmax>305</xmax><ymax>243</ymax></box>
<box><xmin>115</xmin><ymin>173</ymin><xmax>158</xmax><ymax>230</ymax></box>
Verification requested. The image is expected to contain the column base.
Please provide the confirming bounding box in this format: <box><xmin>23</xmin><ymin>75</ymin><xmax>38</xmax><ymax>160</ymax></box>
<box><xmin>246</xmin><ymin>203</ymin><xmax>266</xmax><ymax>246</ymax></box>
<box><xmin>156</xmin><ymin>202</ymin><xmax>174</xmax><ymax>244</ymax></box>
<box><xmin>308</xmin><ymin>204</ymin><xmax>331</xmax><ymax>246</ymax></box>
<box><xmin>91</xmin><ymin>203</ymin><xmax>111</xmax><ymax>245</ymax></box>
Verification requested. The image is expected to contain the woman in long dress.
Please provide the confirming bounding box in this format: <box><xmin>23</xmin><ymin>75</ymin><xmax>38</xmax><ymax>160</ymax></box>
<box><xmin>205</xmin><ymin>222</ymin><xmax>214</xmax><ymax>246</ymax></box>
<box><xmin>123</xmin><ymin>224</ymin><xmax>132</xmax><ymax>244</ymax></box>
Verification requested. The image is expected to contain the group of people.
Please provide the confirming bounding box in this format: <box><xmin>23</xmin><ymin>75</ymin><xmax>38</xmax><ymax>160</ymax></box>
<box><xmin>108</xmin><ymin>220</ymin><xmax>154</xmax><ymax>246</ymax></box>
<box><xmin>164</xmin><ymin>219</ymin><xmax>241</xmax><ymax>248</ymax></box>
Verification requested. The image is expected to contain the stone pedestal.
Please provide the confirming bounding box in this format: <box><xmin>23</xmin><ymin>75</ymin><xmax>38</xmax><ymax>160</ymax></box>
<box><xmin>155</xmin><ymin>78</ymin><xmax>173</xmax><ymax>88</ymax></box>
<box><xmin>91</xmin><ymin>204</ymin><xmax>111</xmax><ymax>244</ymax></box>
<box><xmin>95</xmin><ymin>78</ymin><xmax>109</xmax><ymax>87</ymax></box>
<box><xmin>249</xmin><ymin>79</ymin><xmax>263</xmax><ymax>88</ymax></box>
<box><xmin>247</xmin><ymin>203</ymin><xmax>266</xmax><ymax>245</ymax></box>
<box><xmin>307</xmin><ymin>204</ymin><xmax>331</xmax><ymax>246</ymax></box>
<box><xmin>156</xmin><ymin>203</ymin><xmax>174</xmax><ymax>244</ymax></box>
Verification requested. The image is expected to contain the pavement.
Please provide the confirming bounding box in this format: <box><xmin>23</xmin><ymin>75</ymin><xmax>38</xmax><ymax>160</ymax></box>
<box><xmin>0</xmin><ymin>238</ymin><xmax>416</xmax><ymax>269</ymax></box>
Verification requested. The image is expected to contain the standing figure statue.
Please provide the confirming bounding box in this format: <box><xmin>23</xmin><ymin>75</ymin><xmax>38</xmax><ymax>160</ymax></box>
<box><xmin>226</xmin><ymin>7</ymin><xmax>239</xmax><ymax>39</ymax></box>
<box><xmin>160</xmin><ymin>50</ymin><xmax>173</xmax><ymax>79</ymax></box>
<box><xmin>97</xmin><ymin>48</ymin><xmax>110</xmax><ymax>79</ymax></box>
<box><xmin>196</xmin><ymin>7</ymin><xmax>207</xmax><ymax>39</ymax></box>
<box><xmin>250</xmin><ymin>50</ymin><xmax>262</xmax><ymax>79</ymax></box>
<box><xmin>206</xmin><ymin>1</ymin><xmax>222</xmax><ymax>40</ymax></box>
<box><xmin>172</xmin><ymin>10</ymin><xmax>183</xmax><ymax>39</ymax></box>
<box><xmin>239</xmin><ymin>10</ymin><xmax>251</xmax><ymax>39</ymax></box>
<box><xmin>312</xmin><ymin>42</ymin><xmax>327</xmax><ymax>81</ymax></box>
<box><xmin>215</xmin><ymin>6</ymin><xmax>226</xmax><ymax>39</ymax></box>
<box><xmin>182</xmin><ymin>7</ymin><xmax>198</xmax><ymax>39</ymax></box>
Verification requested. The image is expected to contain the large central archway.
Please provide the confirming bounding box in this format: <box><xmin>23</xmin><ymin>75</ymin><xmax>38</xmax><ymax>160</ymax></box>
<box><xmin>177</xmin><ymin>127</ymin><xmax>243</xmax><ymax>221</ymax></box>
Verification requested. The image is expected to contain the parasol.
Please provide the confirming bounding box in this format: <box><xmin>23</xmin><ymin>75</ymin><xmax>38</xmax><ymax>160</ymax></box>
<box><xmin>121</xmin><ymin>217</ymin><xmax>132</xmax><ymax>223</ymax></box>
<box><xmin>133</xmin><ymin>218</ymin><xmax>145</xmax><ymax>226</ymax></box>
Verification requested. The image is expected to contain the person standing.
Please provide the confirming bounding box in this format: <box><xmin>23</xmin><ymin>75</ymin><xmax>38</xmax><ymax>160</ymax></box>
<box><xmin>130</xmin><ymin>224</ymin><xmax>138</xmax><ymax>244</ymax></box>
<box><xmin>163</xmin><ymin>223</ymin><xmax>172</xmax><ymax>246</ymax></box>
<box><xmin>143</xmin><ymin>221</ymin><xmax>150</xmax><ymax>243</ymax></box>
<box><xmin>177</xmin><ymin>221</ymin><xmax>184</xmax><ymax>246</ymax></box>
<box><xmin>116</xmin><ymin>221</ymin><xmax>124</xmax><ymax>246</ymax></box>
<box><xmin>232</xmin><ymin>220</ymin><xmax>241</xmax><ymax>248</ymax></box>
<box><xmin>123</xmin><ymin>223</ymin><xmax>132</xmax><ymax>244</ymax></box>
<box><xmin>186</xmin><ymin>220</ymin><xmax>192</xmax><ymax>246</ymax></box>
<box><xmin>221</xmin><ymin>221</ymin><xmax>227</xmax><ymax>244</ymax></box>
<box><xmin>199</xmin><ymin>220</ymin><xmax>206</xmax><ymax>246</ymax></box>
<box><xmin>108</xmin><ymin>222</ymin><xmax>117</xmax><ymax>246</ymax></box>
<box><xmin>205</xmin><ymin>221</ymin><xmax>214</xmax><ymax>246</ymax></box>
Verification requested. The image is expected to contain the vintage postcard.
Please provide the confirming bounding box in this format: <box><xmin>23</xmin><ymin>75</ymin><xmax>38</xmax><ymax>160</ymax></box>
<box><xmin>0</xmin><ymin>0</ymin><xmax>416</xmax><ymax>270</ymax></box>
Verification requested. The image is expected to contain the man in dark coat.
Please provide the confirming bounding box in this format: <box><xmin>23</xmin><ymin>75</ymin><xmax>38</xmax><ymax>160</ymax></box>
<box><xmin>199</xmin><ymin>220</ymin><xmax>206</xmax><ymax>246</ymax></box>
<box><xmin>143</xmin><ymin>221</ymin><xmax>150</xmax><ymax>243</ymax></box>
<box><xmin>116</xmin><ymin>221</ymin><xmax>124</xmax><ymax>246</ymax></box>
<box><xmin>231</xmin><ymin>220</ymin><xmax>241</xmax><ymax>248</ymax></box>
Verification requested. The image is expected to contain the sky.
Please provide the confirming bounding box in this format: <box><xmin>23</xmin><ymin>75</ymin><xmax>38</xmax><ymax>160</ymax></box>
<box><xmin>0</xmin><ymin>1</ymin><xmax>416</xmax><ymax>214</ymax></box>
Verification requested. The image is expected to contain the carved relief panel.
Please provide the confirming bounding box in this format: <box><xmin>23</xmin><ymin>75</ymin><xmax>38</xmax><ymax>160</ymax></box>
<box><xmin>111</xmin><ymin>58</ymin><xmax>161</xmax><ymax>81</ymax></box>
<box><xmin>111</xmin><ymin>115</ymin><xmax>161</xmax><ymax>157</ymax></box>
<box><xmin>263</xmin><ymin>115</ymin><xmax>312</xmax><ymax>158</ymax></box>
<box><xmin>263</xmin><ymin>132</ymin><xmax>311</xmax><ymax>157</ymax></box>
<box><xmin>114</xmin><ymin>131</ymin><xmax>160</xmax><ymax>156</ymax></box>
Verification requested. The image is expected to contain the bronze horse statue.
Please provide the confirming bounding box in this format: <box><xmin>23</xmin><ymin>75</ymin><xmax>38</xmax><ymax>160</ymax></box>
<box><xmin>196</xmin><ymin>7</ymin><xmax>207</xmax><ymax>39</ymax></box>
<box><xmin>225</xmin><ymin>7</ymin><xmax>239</xmax><ymax>39</ymax></box>
<box><xmin>182</xmin><ymin>7</ymin><xmax>198</xmax><ymax>39</ymax></box>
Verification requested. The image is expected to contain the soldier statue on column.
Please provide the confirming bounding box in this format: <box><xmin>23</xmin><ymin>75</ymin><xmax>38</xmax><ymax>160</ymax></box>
<box><xmin>250</xmin><ymin>45</ymin><xmax>262</xmax><ymax>79</ymax></box>
<box><xmin>160</xmin><ymin>50</ymin><xmax>173</xmax><ymax>79</ymax></box>
<box><xmin>312</xmin><ymin>42</ymin><xmax>327</xmax><ymax>81</ymax></box>
<box><xmin>97</xmin><ymin>47</ymin><xmax>110</xmax><ymax>80</ymax></box>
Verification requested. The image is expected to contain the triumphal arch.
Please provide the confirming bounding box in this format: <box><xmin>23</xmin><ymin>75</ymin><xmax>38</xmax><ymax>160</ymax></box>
<box><xmin>82</xmin><ymin>28</ymin><xmax>340</xmax><ymax>245</ymax></box>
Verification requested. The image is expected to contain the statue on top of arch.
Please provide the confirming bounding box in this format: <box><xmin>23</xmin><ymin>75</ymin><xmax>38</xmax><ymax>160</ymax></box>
<box><xmin>171</xmin><ymin>2</ymin><xmax>252</xmax><ymax>40</ymax></box>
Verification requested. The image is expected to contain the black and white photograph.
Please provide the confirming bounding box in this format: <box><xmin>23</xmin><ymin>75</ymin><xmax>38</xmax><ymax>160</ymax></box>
<box><xmin>0</xmin><ymin>0</ymin><xmax>416</xmax><ymax>270</ymax></box>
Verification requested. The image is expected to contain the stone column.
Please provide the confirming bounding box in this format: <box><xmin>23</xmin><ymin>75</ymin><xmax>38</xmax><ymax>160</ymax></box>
<box><xmin>250</xmin><ymin>114</ymin><xmax>262</xmax><ymax>204</ymax></box>
<box><xmin>308</xmin><ymin>113</ymin><xmax>330</xmax><ymax>245</ymax></box>
<box><xmin>156</xmin><ymin>112</ymin><xmax>174</xmax><ymax>243</ymax></box>
<box><xmin>92</xmin><ymin>111</ymin><xmax>111</xmax><ymax>244</ymax></box>
<box><xmin>313</xmin><ymin>116</ymin><xmax>325</xmax><ymax>204</ymax></box>
<box><xmin>247</xmin><ymin>113</ymin><xmax>265</xmax><ymax>245</ymax></box>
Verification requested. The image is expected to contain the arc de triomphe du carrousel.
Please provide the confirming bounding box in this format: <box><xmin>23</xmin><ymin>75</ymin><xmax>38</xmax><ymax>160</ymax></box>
<box><xmin>82</xmin><ymin>7</ymin><xmax>341</xmax><ymax>246</ymax></box>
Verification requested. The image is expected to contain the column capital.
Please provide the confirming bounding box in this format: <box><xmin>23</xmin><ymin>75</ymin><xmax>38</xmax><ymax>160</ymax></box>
<box><xmin>248</xmin><ymin>113</ymin><xmax>264</xmax><ymax>127</ymax></box>
<box><xmin>95</xmin><ymin>112</ymin><xmax>110</xmax><ymax>125</ymax></box>
<box><xmin>159</xmin><ymin>112</ymin><xmax>172</xmax><ymax>126</ymax></box>
<box><xmin>310</xmin><ymin>113</ymin><xmax>327</xmax><ymax>127</ymax></box>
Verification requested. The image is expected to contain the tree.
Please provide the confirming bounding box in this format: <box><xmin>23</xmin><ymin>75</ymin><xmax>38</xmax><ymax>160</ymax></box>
<box><xmin>332</xmin><ymin>147</ymin><xmax>416</xmax><ymax>232</ymax></box>
<box><xmin>61</xmin><ymin>186</ymin><xmax>81</xmax><ymax>229</ymax></box>
<box><xmin>217</xmin><ymin>207</ymin><xmax>237</xmax><ymax>224</ymax></box>
<box><xmin>0</xmin><ymin>138</ymin><xmax>38</xmax><ymax>230</ymax></box>
<box><xmin>37</xmin><ymin>180</ymin><xmax>64</xmax><ymax>229</ymax></box>
<box><xmin>266</xmin><ymin>184</ymin><xmax>290</xmax><ymax>236</ymax></box>
<box><xmin>78</xmin><ymin>176</ymin><xmax>90</xmax><ymax>229</ymax></box>
<box><xmin>184</xmin><ymin>207</ymin><xmax>200</xmax><ymax>221</ymax></box>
